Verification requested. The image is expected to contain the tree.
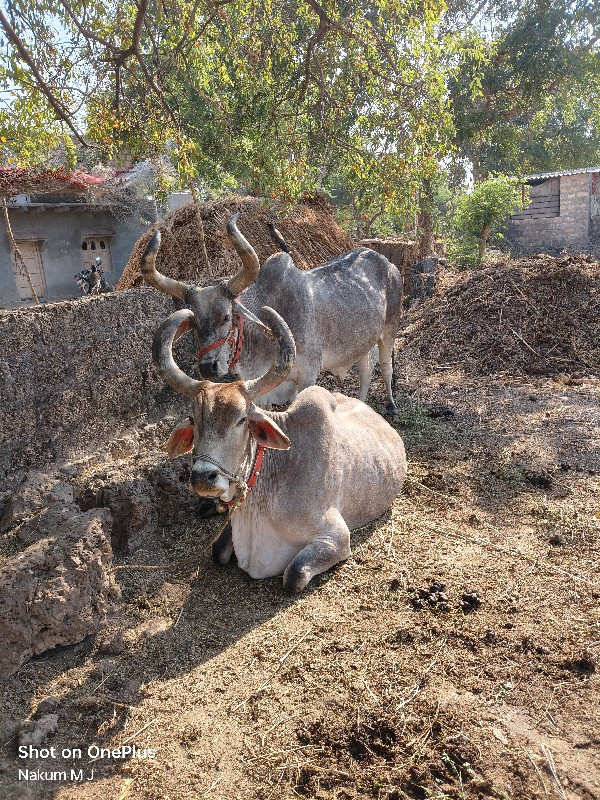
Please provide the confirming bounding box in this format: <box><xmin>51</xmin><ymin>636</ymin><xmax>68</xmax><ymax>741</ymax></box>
<box><xmin>452</xmin><ymin>174</ymin><xmax>527</xmax><ymax>264</ymax></box>
<box><xmin>445</xmin><ymin>1</ymin><xmax>600</xmax><ymax>182</ymax></box>
<box><xmin>0</xmin><ymin>0</ymin><xmax>458</xmax><ymax>235</ymax></box>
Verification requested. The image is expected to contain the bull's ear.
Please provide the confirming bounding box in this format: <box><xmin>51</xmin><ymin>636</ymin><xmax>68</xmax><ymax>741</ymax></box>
<box><xmin>248</xmin><ymin>407</ymin><xmax>291</xmax><ymax>450</ymax></box>
<box><xmin>166</xmin><ymin>417</ymin><xmax>194</xmax><ymax>458</ymax></box>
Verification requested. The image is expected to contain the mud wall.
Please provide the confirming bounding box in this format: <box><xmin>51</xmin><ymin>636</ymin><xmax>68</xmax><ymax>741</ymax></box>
<box><xmin>360</xmin><ymin>238</ymin><xmax>445</xmax><ymax>305</ymax></box>
<box><xmin>0</xmin><ymin>288</ymin><xmax>194</xmax><ymax>485</ymax></box>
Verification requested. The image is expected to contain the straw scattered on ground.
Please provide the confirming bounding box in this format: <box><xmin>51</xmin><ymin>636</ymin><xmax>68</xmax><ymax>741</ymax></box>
<box><xmin>2</xmin><ymin>366</ymin><xmax>599</xmax><ymax>800</ymax></box>
<box><xmin>400</xmin><ymin>254</ymin><xmax>600</xmax><ymax>377</ymax></box>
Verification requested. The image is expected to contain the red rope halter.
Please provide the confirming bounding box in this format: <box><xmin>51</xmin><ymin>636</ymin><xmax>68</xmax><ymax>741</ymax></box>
<box><xmin>195</xmin><ymin>313</ymin><xmax>245</xmax><ymax>370</ymax></box>
<box><xmin>222</xmin><ymin>444</ymin><xmax>265</xmax><ymax>508</ymax></box>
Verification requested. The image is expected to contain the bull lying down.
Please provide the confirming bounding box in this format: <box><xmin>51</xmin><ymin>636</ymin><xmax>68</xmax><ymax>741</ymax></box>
<box><xmin>154</xmin><ymin>306</ymin><xmax>407</xmax><ymax>592</ymax></box>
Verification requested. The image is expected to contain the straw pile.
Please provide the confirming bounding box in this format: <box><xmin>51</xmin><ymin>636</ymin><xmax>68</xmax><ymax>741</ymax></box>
<box><xmin>400</xmin><ymin>253</ymin><xmax>600</xmax><ymax>376</ymax></box>
<box><xmin>118</xmin><ymin>194</ymin><xmax>355</xmax><ymax>290</ymax></box>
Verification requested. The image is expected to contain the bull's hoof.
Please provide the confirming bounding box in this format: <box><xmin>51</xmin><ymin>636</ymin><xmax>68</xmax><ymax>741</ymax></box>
<box><xmin>385</xmin><ymin>401</ymin><xmax>398</xmax><ymax>418</ymax></box>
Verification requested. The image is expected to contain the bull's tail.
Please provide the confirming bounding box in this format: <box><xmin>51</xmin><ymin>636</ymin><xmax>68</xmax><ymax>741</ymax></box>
<box><xmin>267</xmin><ymin>221</ymin><xmax>290</xmax><ymax>254</ymax></box>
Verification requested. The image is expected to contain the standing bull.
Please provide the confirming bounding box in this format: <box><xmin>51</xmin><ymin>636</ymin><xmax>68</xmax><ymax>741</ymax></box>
<box><xmin>141</xmin><ymin>213</ymin><xmax>403</xmax><ymax>415</ymax></box>
<box><xmin>154</xmin><ymin>305</ymin><xmax>407</xmax><ymax>592</ymax></box>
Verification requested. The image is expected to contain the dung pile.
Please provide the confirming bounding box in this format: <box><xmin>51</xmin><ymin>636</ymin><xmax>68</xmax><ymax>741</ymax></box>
<box><xmin>118</xmin><ymin>194</ymin><xmax>355</xmax><ymax>289</ymax></box>
<box><xmin>400</xmin><ymin>254</ymin><xmax>600</xmax><ymax>376</ymax></box>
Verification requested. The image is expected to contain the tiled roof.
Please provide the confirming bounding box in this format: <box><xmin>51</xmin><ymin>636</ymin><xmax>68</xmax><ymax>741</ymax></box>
<box><xmin>0</xmin><ymin>167</ymin><xmax>105</xmax><ymax>197</ymax></box>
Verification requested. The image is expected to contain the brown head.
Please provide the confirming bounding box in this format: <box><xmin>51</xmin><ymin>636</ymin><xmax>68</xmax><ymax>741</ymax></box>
<box><xmin>141</xmin><ymin>213</ymin><xmax>261</xmax><ymax>379</ymax></box>
<box><xmin>153</xmin><ymin>306</ymin><xmax>295</xmax><ymax>498</ymax></box>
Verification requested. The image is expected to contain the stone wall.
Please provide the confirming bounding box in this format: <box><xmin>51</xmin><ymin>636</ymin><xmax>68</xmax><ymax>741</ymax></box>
<box><xmin>360</xmin><ymin>238</ymin><xmax>444</xmax><ymax>304</ymax></box>
<box><xmin>506</xmin><ymin>173</ymin><xmax>592</xmax><ymax>253</ymax></box>
<box><xmin>0</xmin><ymin>287</ymin><xmax>193</xmax><ymax>486</ymax></box>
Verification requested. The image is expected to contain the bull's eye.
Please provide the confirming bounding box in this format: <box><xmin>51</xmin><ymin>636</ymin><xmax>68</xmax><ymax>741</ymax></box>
<box><xmin>223</xmin><ymin>314</ymin><xmax>231</xmax><ymax>324</ymax></box>
<box><xmin>237</xmin><ymin>416</ymin><xmax>247</xmax><ymax>426</ymax></box>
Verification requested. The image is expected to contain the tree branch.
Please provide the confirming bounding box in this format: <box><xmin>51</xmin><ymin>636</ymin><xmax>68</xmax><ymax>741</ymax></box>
<box><xmin>298</xmin><ymin>10</ymin><xmax>329</xmax><ymax>102</ymax></box>
<box><xmin>466</xmin><ymin>0</ymin><xmax>491</xmax><ymax>27</ymax></box>
<box><xmin>126</xmin><ymin>0</ymin><xmax>149</xmax><ymax>58</ymax></box>
<box><xmin>57</xmin><ymin>0</ymin><xmax>121</xmax><ymax>51</ymax></box>
<box><xmin>134</xmin><ymin>51</ymin><xmax>181</xmax><ymax>131</ymax></box>
<box><xmin>0</xmin><ymin>8</ymin><xmax>87</xmax><ymax>146</ymax></box>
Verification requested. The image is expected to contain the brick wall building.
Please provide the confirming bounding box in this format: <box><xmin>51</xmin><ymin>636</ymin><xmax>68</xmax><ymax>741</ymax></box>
<box><xmin>506</xmin><ymin>167</ymin><xmax>600</xmax><ymax>255</ymax></box>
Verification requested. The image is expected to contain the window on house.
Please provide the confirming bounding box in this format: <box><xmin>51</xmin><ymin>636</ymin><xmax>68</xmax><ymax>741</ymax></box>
<box><xmin>81</xmin><ymin>237</ymin><xmax>113</xmax><ymax>271</ymax></box>
<box><xmin>512</xmin><ymin>177</ymin><xmax>560</xmax><ymax>219</ymax></box>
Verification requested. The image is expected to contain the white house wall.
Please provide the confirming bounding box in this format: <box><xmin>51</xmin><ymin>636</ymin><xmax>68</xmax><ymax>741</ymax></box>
<box><xmin>0</xmin><ymin>206</ymin><xmax>148</xmax><ymax>307</ymax></box>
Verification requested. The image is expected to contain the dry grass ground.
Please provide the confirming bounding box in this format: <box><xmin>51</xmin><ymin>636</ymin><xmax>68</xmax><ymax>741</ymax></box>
<box><xmin>1</xmin><ymin>359</ymin><xmax>599</xmax><ymax>800</ymax></box>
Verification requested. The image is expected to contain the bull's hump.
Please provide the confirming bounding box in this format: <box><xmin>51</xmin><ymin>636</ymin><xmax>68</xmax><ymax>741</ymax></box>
<box><xmin>248</xmin><ymin>254</ymin><xmax>304</xmax><ymax>298</ymax></box>
<box><xmin>262</xmin><ymin>252</ymin><xmax>295</xmax><ymax>269</ymax></box>
<box><xmin>283</xmin><ymin>385</ymin><xmax>338</xmax><ymax>426</ymax></box>
<box><xmin>307</xmin><ymin>247</ymin><xmax>389</xmax><ymax>281</ymax></box>
<box><xmin>255</xmin><ymin>253</ymin><xmax>296</xmax><ymax>281</ymax></box>
<box><xmin>313</xmin><ymin>247</ymin><xmax>369</xmax><ymax>269</ymax></box>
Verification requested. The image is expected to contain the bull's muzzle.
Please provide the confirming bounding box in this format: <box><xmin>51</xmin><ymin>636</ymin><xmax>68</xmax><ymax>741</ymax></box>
<box><xmin>189</xmin><ymin>465</ymin><xmax>229</xmax><ymax>496</ymax></box>
<box><xmin>197</xmin><ymin>359</ymin><xmax>222</xmax><ymax>380</ymax></box>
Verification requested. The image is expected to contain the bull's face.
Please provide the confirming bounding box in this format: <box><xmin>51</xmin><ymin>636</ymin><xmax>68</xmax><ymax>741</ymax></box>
<box><xmin>141</xmin><ymin>213</ymin><xmax>261</xmax><ymax>380</ymax></box>
<box><xmin>166</xmin><ymin>381</ymin><xmax>290</xmax><ymax>499</ymax></box>
<box><xmin>184</xmin><ymin>284</ymin><xmax>235</xmax><ymax>379</ymax></box>
<box><xmin>155</xmin><ymin>305</ymin><xmax>296</xmax><ymax>500</ymax></box>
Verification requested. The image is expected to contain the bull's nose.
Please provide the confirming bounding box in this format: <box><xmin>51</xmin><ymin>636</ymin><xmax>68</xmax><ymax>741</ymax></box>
<box><xmin>198</xmin><ymin>360</ymin><xmax>220</xmax><ymax>379</ymax></box>
<box><xmin>190</xmin><ymin>469</ymin><xmax>220</xmax><ymax>493</ymax></box>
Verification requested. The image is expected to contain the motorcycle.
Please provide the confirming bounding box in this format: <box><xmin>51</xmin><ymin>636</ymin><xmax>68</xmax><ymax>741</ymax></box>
<box><xmin>74</xmin><ymin>256</ymin><xmax>113</xmax><ymax>295</ymax></box>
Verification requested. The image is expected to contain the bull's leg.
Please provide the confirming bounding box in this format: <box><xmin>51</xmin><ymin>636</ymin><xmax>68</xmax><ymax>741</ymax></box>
<box><xmin>283</xmin><ymin>509</ymin><xmax>351</xmax><ymax>593</ymax></box>
<box><xmin>357</xmin><ymin>351</ymin><xmax>374</xmax><ymax>402</ymax></box>
<box><xmin>297</xmin><ymin>364</ymin><xmax>320</xmax><ymax>393</ymax></box>
<box><xmin>212</xmin><ymin>521</ymin><xmax>234</xmax><ymax>565</ymax></box>
<box><xmin>377</xmin><ymin>334</ymin><xmax>397</xmax><ymax>416</ymax></box>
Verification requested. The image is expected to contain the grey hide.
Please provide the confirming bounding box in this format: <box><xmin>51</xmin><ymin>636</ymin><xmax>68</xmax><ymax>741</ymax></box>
<box><xmin>156</xmin><ymin>305</ymin><xmax>407</xmax><ymax>592</ymax></box>
<box><xmin>230</xmin><ymin>248</ymin><xmax>403</xmax><ymax>412</ymax></box>
<box><xmin>142</xmin><ymin>220</ymin><xmax>403</xmax><ymax>414</ymax></box>
<box><xmin>169</xmin><ymin>383</ymin><xmax>407</xmax><ymax>592</ymax></box>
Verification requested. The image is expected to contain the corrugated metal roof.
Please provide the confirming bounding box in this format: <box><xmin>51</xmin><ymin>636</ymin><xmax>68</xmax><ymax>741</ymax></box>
<box><xmin>525</xmin><ymin>166</ymin><xmax>600</xmax><ymax>180</ymax></box>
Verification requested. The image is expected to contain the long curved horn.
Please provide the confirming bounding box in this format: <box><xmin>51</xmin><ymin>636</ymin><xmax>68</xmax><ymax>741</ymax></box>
<box><xmin>141</xmin><ymin>230</ymin><xmax>189</xmax><ymax>300</ymax></box>
<box><xmin>226</xmin><ymin>212</ymin><xmax>260</xmax><ymax>296</ymax></box>
<box><xmin>245</xmin><ymin>307</ymin><xmax>296</xmax><ymax>400</ymax></box>
<box><xmin>232</xmin><ymin>299</ymin><xmax>272</xmax><ymax>337</ymax></box>
<box><xmin>152</xmin><ymin>309</ymin><xmax>202</xmax><ymax>397</ymax></box>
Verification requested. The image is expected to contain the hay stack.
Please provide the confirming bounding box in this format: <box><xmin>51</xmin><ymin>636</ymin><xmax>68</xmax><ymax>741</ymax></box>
<box><xmin>400</xmin><ymin>254</ymin><xmax>600</xmax><ymax>376</ymax></box>
<box><xmin>118</xmin><ymin>194</ymin><xmax>355</xmax><ymax>290</ymax></box>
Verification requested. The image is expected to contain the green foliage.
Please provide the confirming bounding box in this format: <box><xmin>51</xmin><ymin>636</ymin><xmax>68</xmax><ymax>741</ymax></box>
<box><xmin>325</xmin><ymin>164</ymin><xmax>415</xmax><ymax>239</ymax></box>
<box><xmin>454</xmin><ymin>175</ymin><xmax>524</xmax><ymax>238</ymax></box>
<box><xmin>448</xmin><ymin>174</ymin><xmax>527</xmax><ymax>267</ymax></box>
<box><xmin>446</xmin><ymin>2</ymin><xmax>600</xmax><ymax>181</ymax></box>
<box><xmin>0</xmin><ymin>0</ymin><xmax>458</xmax><ymax>227</ymax></box>
<box><xmin>0</xmin><ymin>95</ymin><xmax>76</xmax><ymax>168</ymax></box>
<box><xmin>5</xmin><ymin>0</ymin><xmax>597</xmax><ymax>240</ymax></box>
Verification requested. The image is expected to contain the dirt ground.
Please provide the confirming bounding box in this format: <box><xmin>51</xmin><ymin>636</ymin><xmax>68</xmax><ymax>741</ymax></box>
<box><xmin>1</xmin><ymin>355</ymin><xmax>598</xmax><ymax>800</ymax></box>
